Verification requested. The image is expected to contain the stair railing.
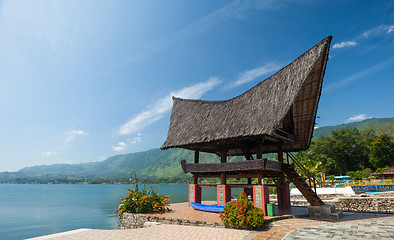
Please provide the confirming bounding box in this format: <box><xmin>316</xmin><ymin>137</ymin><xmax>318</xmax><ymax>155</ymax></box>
<box><xmin>287</xmin><ymin>152</ymin><xmax>317</xmax><ymax>193</ymax></box>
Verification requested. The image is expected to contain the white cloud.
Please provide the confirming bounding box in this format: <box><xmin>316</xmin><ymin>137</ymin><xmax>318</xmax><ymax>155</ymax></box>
<box><xmin>331</xmin><ymin>25</ymin><xmax>394</xmax><ymax>51</ymax></box>
<box><xmin>361</xmin><ymin>24</ymin><xmax>394</xmax><ymax>38</ymax></box>
<box><xmin>129</xmin><ymin>137</ymin><xmax>142</xmax><ymax>144</ymax></box>
<box><xmin>113</xmin><ymin>142</ymin><xmax>127</xmax><ymax>152</ymax></box>
<box><xmin>332</xmin><ymin>41</ymin><xmax>357</xmax><ymax>49</ymax></box>
<box><xmin>230</xmin><ymin>63</ymin><xmax>279</xmax><ymax>87</ymax></box>
<box><xmin>65</xmin><ymin>130</ymin><xmax>88</xmax><ymax>143</ymax></box>
<box><xmin>388</xmin><ymin>25</ymin><xmax>394</xmax><ymax>34</ymax></box>
<box><xmin>118</xmin><ymin>77</ymin><xmax>221</xmax><ymax>135</ymax></box>
<box><xmin>346</xmin><ymin>114</ymin><xmax>372</xmax><ymax>123</ymax></box>
<box><xmin>324</xmin><ymin>57</ymin><xmax>394</xmax><ymax>91</ymax></box>
<box><xmin>42</xmin><ymin>151</ymin><xmax>58</xmax><ymax>156</ymax></box>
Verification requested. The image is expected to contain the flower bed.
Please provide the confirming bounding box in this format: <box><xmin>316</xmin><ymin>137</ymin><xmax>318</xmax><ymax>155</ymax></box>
<box><xmin>114</xmin><ymin>171</ymin><xmax>171</xmax><ymax>225</ymax></box>
<box><xmin>220</xmin><ymin>192</ymin><xmax>264</xmax><ymax>229</ymax></box>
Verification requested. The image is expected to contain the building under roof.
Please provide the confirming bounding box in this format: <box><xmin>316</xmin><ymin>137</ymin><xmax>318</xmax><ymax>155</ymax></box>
<box><xmin>161</xmin><ymin>36</ymin><xmax>333</xmax><ymax>210</ymax></box>
<box><xmin>162</xmin><ymin>36</ymin><xmax>332</xmax><ymax>156</ymax></box>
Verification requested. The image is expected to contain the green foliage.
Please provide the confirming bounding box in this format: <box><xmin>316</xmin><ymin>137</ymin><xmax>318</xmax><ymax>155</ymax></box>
<box><xmin>368</xmin><ymin>134</ymin><xmax>394</xmax><ymax>169</ymax></box>
<box><xmin>346</xmin><ymin>168</ymin><xmax>372</xmax><ymax>180</ymax></box>
<box><xmin>115</xmin><ymin>171</ymin><xmax>171</xmax><ymax>223</ymax></box>
<box><xmin>375</xmin><ymin>166</ymin><xmax>392</xmax><ymax>174</ymax></box>
<box><xmin>296</xmin><ymin>125</ymin><xmax>394</xmax><ymax>176</ymax></box>
<box><xmin>220</xmin><ymin>192</ymin><xmax>264</xmax><ymax>229</ymax></box>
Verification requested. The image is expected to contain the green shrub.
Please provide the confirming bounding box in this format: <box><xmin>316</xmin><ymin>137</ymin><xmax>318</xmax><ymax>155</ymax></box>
<box><xmin>219</xmin><ymin>192</ymin><xmax>264</xmax><ymax>229</ymax></box>
<box><xmin>115</xmin><ymin>171</ymin><xmax>171</xmax><ymax>223</ymax></box>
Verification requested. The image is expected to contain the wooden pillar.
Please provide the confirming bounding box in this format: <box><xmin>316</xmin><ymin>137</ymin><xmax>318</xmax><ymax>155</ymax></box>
<box><xmin>253</xmin><ymin>185</ymin><xmax>270</xmax><ymax>215</ymax></box>
<box><xmin>220</xmin><ymin>149</ymin><xmax>227</xmax><ymax>163</ymax></box>
<box><xmin>221</xmin><ymin>149</ymin><xmax>227</xmax><ymax>185</ymax></box>
<box><xmin>193</xmin><ymin>174</ymin><xmax>198</xmax><ymax>184</ymax></box>
<box><xmin>193</xmin><ymin>151</ymin><xmax>199</xmax><ymax>184</ymax></box>
<box><xmin>278</xmin><ymin>148</ymin><xmax>285</xmax><ymax>184</ymax></box>
<box><xmin>244</xmin><ymin>150</ymin><xmax>254</xmax><ymax>186</ymax></box>
<box><xmin>194</xmin><ymin>151</ymin><xmax>199</xmax><ymax>163</ymax></box>
<box><xmin>188</xmin><ymin>184</ymin><xmax>201</xmax><ymax>206</ymax></box>
<box><xmin>277</xmin><ymin>147</ymin><xmax>290</xmax><ymax>209</ymax></box>
<box><xmin>256</xmin><ymin>143</ymin><xmax>262</xmax><ymax>160</ymax></box>
<box><xmin>276</xmin><ymin>184</ymin><xmax>291</xmax><ymax>210</ymax></box>
<box><xmin>257</xmin><ymin>172</ymin><xmax>263</xmax><ymax>185</ymax></box>
<box><xmin>217</xmin><ymin>185</ymin><xmax>231</xmax><ymax>206</ymax></box>
<box><xmin>256</xmin><ymin>144</ymin><xmax>263</xmax><ymax>185</ymax></box>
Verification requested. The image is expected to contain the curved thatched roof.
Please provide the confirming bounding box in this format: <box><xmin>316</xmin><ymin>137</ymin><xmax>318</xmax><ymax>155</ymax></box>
<box><xmin>161</xmin><ymin>36</ymin><xmax>332</xmax><ymax>155</ymax></box>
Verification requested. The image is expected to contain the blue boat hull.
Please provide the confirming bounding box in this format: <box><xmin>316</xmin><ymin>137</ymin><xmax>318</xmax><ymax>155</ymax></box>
<box><xmin>190</xmin><ymin>202</ymin><xmax>225</xmax><ymax>213</ymax></box>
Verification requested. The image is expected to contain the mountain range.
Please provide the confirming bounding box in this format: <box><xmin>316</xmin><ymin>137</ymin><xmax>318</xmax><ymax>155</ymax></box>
<box><xmin>1</xmin><ymin>117</ymin><xmax>393</xmax><ymax>183</ymax></box>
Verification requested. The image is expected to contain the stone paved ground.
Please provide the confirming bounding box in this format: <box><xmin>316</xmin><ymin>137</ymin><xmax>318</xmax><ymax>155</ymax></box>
<box><xmin>283</xmin><ymin>218</ymin><xmax>394</xmax><ymax>240</ymax></box>
<box><xmin>252</xmin><ymin>213</ymin><xmax>394</xmax><ymax>240</ymax></box>
<box><xmin>29</xmin><ymin>211</ymin><xmax>394</xmax><ymax>240</ymax></box>
<box><xmin>30</xmin><ymin>224</ymin><xmax>252</xmax><ymax>240</ymax></box>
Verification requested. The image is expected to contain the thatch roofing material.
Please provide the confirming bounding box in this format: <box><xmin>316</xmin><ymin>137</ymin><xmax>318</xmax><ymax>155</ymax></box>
<box><xmin>161</xmin><ymin>36</ymin><xmax>332</xmax><ymax>155</ymax></box>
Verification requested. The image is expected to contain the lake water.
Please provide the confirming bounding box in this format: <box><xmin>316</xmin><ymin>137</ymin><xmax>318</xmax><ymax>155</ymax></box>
<box><xmin>0</xmin><ymin>184</ymin><xmax>241</xmax><ymax>240</ymax></box>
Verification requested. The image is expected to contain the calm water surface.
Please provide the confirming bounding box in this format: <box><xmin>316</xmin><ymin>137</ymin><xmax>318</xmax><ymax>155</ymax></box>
<box><xmin>0</xmin><ymin>184</ymin><xmax>238</xmax><ymax>240</ymax></box>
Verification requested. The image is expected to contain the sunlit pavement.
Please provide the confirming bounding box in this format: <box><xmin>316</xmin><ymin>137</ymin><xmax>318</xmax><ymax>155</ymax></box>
<box><xmin>28</xmin><ymin>212</ymin><xmax>394</xmax><ymax>240</ymax></box>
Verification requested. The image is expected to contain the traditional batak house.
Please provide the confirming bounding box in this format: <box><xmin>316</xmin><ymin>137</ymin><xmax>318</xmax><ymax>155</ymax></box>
<box><xmin>161</xmin><ymin>36</ymin><xmax>332</xmax><ymax>214</ymax></box>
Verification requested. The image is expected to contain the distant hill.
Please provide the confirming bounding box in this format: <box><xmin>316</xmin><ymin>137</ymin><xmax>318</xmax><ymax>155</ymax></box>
<box><xmin>313</xmin><ymin>117</ymin><xmax>394</xmax><ymax>137</ymax></box>
<box><xmin>1</xmin><ymin>117</ymin><xmax>392</xmax><ymax>183</ymax></box>
<box><xmin>15</xmin><ymin>148</ymin><xmax>246</xmax><ymax>181</ymax></box>
<box><xmin>18</xmin><ymin>148</ymin><xmax>193</xmax><ymax>179</ymax></box>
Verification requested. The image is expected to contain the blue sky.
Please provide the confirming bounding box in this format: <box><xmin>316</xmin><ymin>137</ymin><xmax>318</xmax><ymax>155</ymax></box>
<box><xmin>0</xmin><ymin>0</ymin><xmax>393</xmax><ymax>172</ymax></box>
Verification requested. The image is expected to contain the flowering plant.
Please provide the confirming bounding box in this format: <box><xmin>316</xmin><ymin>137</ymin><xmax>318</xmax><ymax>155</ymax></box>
<box><xmin>114</xmin><ymin>171</ymin><xmax>171</xmax><ymax>223</ymax></box>
<box><xmin>219</xmin><ymin>192</ymin><xmax>264</xmax><ymax>229</ymax></box>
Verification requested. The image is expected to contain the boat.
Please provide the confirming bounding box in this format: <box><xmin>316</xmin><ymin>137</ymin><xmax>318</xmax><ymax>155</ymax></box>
<box><xmin>190</xmin><ymin>202</ymin><xmax>225</xmax><ymax>213</ymax></box>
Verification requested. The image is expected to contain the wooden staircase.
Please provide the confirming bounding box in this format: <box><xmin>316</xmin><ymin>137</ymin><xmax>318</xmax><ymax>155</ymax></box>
<box><xmin>284</xmin><ymin>164</ymin><xmax>324</xmax><ymax>206</ymax></box>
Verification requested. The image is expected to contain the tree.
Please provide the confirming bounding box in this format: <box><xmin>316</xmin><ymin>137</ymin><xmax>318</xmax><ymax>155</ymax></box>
<box><xmin>329</xmin><ymin>128</ymin><xmax>370</xmax><ymax>173</ymax></box>
<box><xmin>295</xmin><ymin>128</ymin><xmax>371</xmax><ymax>175</ymax></box>
<box><xmin>368</xmin><ymin>134</ymin><xmax>394</xmax><ymax>169</ymax></box>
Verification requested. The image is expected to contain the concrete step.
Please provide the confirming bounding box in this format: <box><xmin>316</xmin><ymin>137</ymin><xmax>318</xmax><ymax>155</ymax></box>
<box><xmin>144</xmin><ymin>222</ymin><xmax>161</xmax><ymax>227</ymax></box>
<box><xmin>307</xmin><ymin>205</ymin><xmax>343</xmax><ymax>221</ymax></box>
<box><xmin>330</xmin><ymin>210</ymin><xmax>343</xmax><ymax>221</ymax></box>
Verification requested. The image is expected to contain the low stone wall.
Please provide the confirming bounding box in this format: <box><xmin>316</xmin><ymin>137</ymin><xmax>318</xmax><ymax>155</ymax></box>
<box><xmin>121</xmin><ymin>213</ymin><xmax>145</xmax><ymax>229</ymax></box>
<box><xmin>121</xmin><ymin>213</ymin><xmax>224</xmax><ymax>229</ymax></box>
<box><xmin>334</xmin><ymin>197</ymin><xmax>393</xmax><ymax>213</ymax></box>
<box><xmin>271</xmin><ymin>192</ymin><xmax>394</xmax><ymax>213</ymax></box>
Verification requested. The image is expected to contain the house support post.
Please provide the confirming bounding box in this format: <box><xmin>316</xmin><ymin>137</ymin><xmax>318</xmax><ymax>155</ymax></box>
<box><xmin>276</xmin><ymin>183</ymin><xmax>291</xmax><ymax>210</ymax></box>
<box><xmin>217</xmin><ymin>149</ymin><xmax>230</xmax><ymax>206</ymax></box>
<box><xmin>277</xmin><ymin>148</ymin><xmax>291</xmax><ymax>210</ymax></box>
<box><xmin>253</xmin><ymin>185</ymin><xmax>270</xmax><ymax>215</ymax></box>
<box><xmin>217</xmin><ymin>185</ymin><xmax>231</xmax><ymax>206</ymax></box>
<box><xmin>194</xmin><ymin>151</ymin><xmax>199</xmax><ymax>185</ymax></box>
<box><xmin>220</xmin><ymin>149</ymin><xmax>227</xmax><ymax>185</ymax></box>
<box><xmin>188</xmin><ymin>183</ymin><xmax>201</xmax><ymax>207</ymax></box>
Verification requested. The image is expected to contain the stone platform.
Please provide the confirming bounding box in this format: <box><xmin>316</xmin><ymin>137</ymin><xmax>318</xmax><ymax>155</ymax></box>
<box><xmin>121</xmin><ymin>201</ymin><xmax>309</xmax><ymax>229</ymax></box>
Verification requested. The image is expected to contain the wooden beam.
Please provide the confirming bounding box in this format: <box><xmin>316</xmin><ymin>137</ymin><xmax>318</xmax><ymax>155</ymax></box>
<box><xmin>199</xmin><ymin>184</ymin><xmax>255</xmax><ymax>188</ymax></box>
<box><xmin>182</xmin><ymin>159</ymin><xmax>282</xmax><ymax>173</ymax></box>
<box><xmin>193</xmin><ymin>172</ymin><xmax>283</xmax><ymax>179</ymax></box>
